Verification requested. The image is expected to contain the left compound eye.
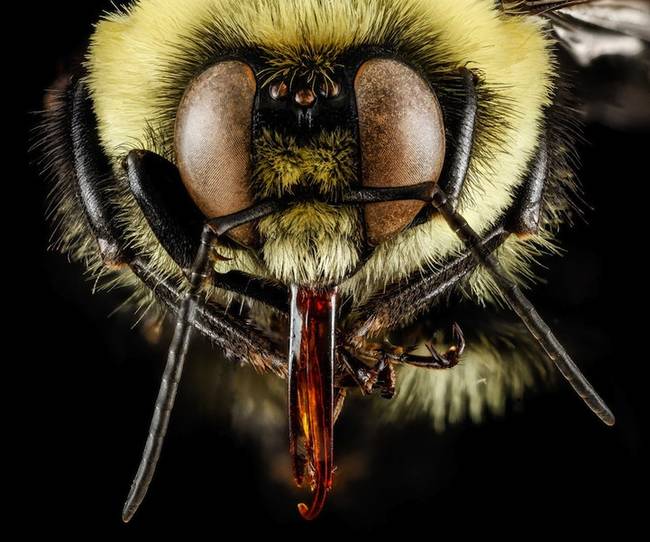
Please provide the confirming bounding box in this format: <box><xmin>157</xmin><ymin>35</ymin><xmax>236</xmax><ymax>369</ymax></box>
<box><xmin>175</xmin><ymin>60</ymin><xmax>257</xmax><ymax>247</ymax></box>
<box><xmin>354</xmin><ymin>58</ymin><xmax>446</xmax><ymax>246</ymax></box>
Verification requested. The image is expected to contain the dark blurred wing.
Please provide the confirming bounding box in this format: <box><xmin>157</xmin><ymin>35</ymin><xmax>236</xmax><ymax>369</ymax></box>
<box><xmin>549</xmin><ymin>0</ymin><xmax>650</xmax><ymax>129</ymax></box>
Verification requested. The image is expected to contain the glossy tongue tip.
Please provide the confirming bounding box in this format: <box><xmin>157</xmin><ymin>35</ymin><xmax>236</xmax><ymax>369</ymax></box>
<box><xmin>288</xmin><ymin>285</ymin><xmax>338</xmax><ymax>521</ymax></box>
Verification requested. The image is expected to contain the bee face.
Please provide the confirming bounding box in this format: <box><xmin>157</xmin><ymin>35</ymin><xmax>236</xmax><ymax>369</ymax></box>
<box><xmin>85</xmin><ymin>0</ymin><xmax>556</xmax><ymax>293</ymax></box>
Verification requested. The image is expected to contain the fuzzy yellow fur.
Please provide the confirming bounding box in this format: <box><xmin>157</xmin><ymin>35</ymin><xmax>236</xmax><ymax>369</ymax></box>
<box><xmin>253</xmin><ymin>128</ymin><xmax>357</xmax><ymax>199</ymax></box>
<box><xmin>87</xmin><ymin>0</ymin><xmax>555</xmax><ymax>292</ymax></box>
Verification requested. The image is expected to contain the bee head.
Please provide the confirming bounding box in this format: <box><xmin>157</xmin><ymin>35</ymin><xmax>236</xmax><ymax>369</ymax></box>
<box><xmin>85</xmin><ymin>0</ymin><xmax>556</xmax><ymax>299</ymax></box>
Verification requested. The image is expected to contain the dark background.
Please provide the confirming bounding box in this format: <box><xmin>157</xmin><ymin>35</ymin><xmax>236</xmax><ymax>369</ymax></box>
<box><xmin>13</xmin><ymin>2</ymin><xmax>648</xmax><ymax>537</ymax></box>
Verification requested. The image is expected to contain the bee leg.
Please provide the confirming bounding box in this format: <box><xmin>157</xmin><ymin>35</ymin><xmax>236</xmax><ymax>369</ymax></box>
<box><xmin>337</xmin><ymin>353</ymin><xmax>396</xmax><ymax>399</ymax></box>
<box><xmin>129</xmin><ymin>257</ymin><xmax>287</xmax><ymax>373</ymax></box>
<box><xmin>430</xmin><ymin>185</ymin><xmax>615</xmax><ymax>426</ymax></box>
<box><xmin>71</xmin><ymin>81</ymin><xmax>128</xmax><ymax>268</ymax></box>
<box><xmin>376</xmin><ymin>361</ymin><xmax>396</xmax><ymax>399</ymax></box>
<box><xmin>440</xmin><ymin>67</ymin><xmax>478</xmax><ymax>210</ymax></box>
<box><xmin>212</xmin><ymin>270</ymin><xmax>289</xmax><ymax>313</ymax></box>
<box><xmin>340</xmin><ymin>328</ymin><xmax>460</xmax><ymax>397</ymax></box>
<box><xmin>346</xmin><ymin>228</ymin><xmax>507</xmax><ymax>341</ymax></box>
<box><xmin>338</xmin><ymin>353</ymin><xmax>380</xmax><ymax>394</ymax></box>
<box><xmin>398</xmin><ymin>323</ymin><xmax>466</xmax><ymax>369</ymax></box>
<box><xmin>123</xmin><ymin>230</ymin><xmax>287</xmax><ymax>523</ymax></box>
<box><xmin>508</xmin><ymin>132</ymin><xmax>548</xmax><ymax>236</ymax></box>
<box><xmin>124</xmin><ymin>149</ymin><xmax>203</xmax><ymax>270</ymax></box>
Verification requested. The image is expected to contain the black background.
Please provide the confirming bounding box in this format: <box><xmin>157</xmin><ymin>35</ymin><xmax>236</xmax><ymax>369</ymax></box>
<box><xmin>13</xmin><ymin>2</ymin><xmax>648</xmax><ymax>537</ymax></box>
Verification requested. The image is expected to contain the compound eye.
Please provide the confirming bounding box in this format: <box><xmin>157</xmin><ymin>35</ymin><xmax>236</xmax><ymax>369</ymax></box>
<box><xmin>175</xmin><ymin>61</ymin><xmax>257</xmax><ymax>247</ymax></box>
<box><xmin>354</xmin><ymin>58</ymin><xmax>446</xmax><ymax>246</ymax></box>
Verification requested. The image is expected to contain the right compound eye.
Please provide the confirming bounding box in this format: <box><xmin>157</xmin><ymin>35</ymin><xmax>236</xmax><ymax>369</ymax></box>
<box><xmin>355</xmin><ymin>58</ymin><xmax>446</xmax><ymax>246</ymax></box>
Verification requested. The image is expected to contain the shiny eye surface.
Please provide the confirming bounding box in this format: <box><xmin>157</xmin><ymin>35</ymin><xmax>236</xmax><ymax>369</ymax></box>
<box><xmin>269</xmin><ymin>80</ymin><xmax>289</xmax><ymax>100</ymax></box>
<box><xmin>175</xmin><ymin>60</ymin><xmax>257</xmax><ymax>247</ymax></box>
<box><xmin>354</xmin><ymin>58</ymin><xmax>446</xmax><ymax>246</ymax></box>
<box><xmin>319</xmin><ymin>79</ymin><xmax>341</xmax><ymax>99</ymax></box>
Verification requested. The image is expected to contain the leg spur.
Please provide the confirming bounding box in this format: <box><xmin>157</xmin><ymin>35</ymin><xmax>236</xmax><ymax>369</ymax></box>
<box><xmin>393</xmin><ymin>322</ymin><xmax>466</xmax><ymax>369</ymax></box>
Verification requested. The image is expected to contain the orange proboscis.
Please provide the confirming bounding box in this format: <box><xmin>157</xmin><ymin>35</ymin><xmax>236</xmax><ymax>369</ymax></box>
<box><xmin>288</xmin><ymin>286</ymin><xmax>337</xmax><ymax>520</ymax></box>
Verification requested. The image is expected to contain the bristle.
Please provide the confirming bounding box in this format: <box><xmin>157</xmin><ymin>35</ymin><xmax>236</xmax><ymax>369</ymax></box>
<box><xmin>253</xmin><ymin>127</ymin><xmax>357</xmax><ymax>200</ymax></box>
<box><xmin>35</xmin><ymin>82</ymin><xmax>165</xmax><ymax>315</ymax></box>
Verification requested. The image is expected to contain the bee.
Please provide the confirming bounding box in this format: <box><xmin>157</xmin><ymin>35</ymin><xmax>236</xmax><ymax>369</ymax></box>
<box><xmin>38</xmin><ymin>0</ymin><xmax>649</xmax><ymax>522</ymax></box>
